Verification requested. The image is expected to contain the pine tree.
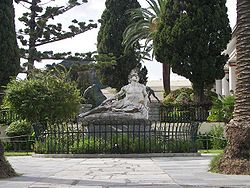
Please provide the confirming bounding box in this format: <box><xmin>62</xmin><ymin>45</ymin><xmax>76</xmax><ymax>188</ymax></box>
<box><xmin>0</xmin><ymin>0</ymin><xmax>20</xmax><ymax>103</ymax></box>
<box><xmin>15</xmin><ymin>0</ymin><xmax>97</xmax><ymax>72</ymax></box>
<box><xmin>97</xmin><ymin>0</ymin><xmax>145</xmax><ymax>90</ymax></box>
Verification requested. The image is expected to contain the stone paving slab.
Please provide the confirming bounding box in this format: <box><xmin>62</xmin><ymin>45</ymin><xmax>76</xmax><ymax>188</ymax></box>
<box><xmin>152</xmin><ymin>157</ymin><xmax>250</xmax><ymax>188</ymax></box>
<box><xmin>0</xmin><ymin>156</ymin><xmax>249</xmax><ymax>188</ymax></box>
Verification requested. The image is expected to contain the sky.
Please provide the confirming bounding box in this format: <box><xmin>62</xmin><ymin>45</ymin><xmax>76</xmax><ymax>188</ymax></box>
<box><xmin>15</xmin><ymin>0</ymin><xmax>237</xmax><ymax>81</ymax></box>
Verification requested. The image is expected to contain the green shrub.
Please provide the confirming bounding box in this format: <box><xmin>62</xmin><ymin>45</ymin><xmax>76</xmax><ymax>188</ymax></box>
<box><xmin>174</xmin><ymin>92</ymin><xmax>191</xmax><ymax>104</ymax></box>
<box><xmin>207</xmin><ymin>95</ymin><xmax>235</xmax><ymax>123</ymax></box>
<box><xmin>35</xmin><ymin>133</ymin><xmax>197</xmax><ymax>154</ymax></box>
<box><xmin>4</xmin><ymin>120</ymin><xmax>34</xmax><ymax>152</ymax></box>
<box><xmin>197</xmin><ymin>124</ymin><xmax>227</xmax><ymax>150</ymax></box>
<box><xmin>5</xmin><ymin>120</ymin><xmax>32</xmax><ymax>137</ymax></box>
<box><xmin>33</xmin><ymin>141</ymin><xmax>46</xmax><ymax>154</ymax></box>
<box><xmin>209</xmin><ymin>124</ymin><xmax>227</xmax><ymax>149</ymax></box>
<box><xmin>70</xmin><ymin>137</ymin><xmax>107</xmax><ymax>154</ymax></box>
<box><xmin>196</xmin><ymin>133</ymin><xmax>212</xmax><ymax>150</ymax></box>
<box><xmin>163</xmin><ymin>88</ymin><xmax>193</xmax><ymax>105</ymax></box>
<box><xmin>209</xmin><ymin>154</ymin><xmax>223</xmax><ymax>173</ymax></box>
<box><xmin>3</xmin><ymin>70</ymin><xmax>81</xmax><ymax>124</ymax></box>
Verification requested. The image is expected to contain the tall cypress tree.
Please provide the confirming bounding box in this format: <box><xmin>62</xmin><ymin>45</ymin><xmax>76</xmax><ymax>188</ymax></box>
<box><xmin>97</xmin><ymin>0</ymin><xmax>142</xmax><ymax>90</ymax></box>
<box><xmin>0</xmin><ymin>0</ymin><xmax>18</xmax><ymax>178</ymax></box>
<box><xmin>0</xmin><ymin>0</ymin><xmax>20</xmax><ymax>101</ymax></box>
<box><xmin>154</xmin><ymin>0</ymin><xmax>231</xmax><ymax>103</ymax></box>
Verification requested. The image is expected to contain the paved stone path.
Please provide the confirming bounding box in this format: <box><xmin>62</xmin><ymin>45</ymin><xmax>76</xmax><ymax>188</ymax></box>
<box><xmin>0</xmin><ymin>156</ymin><xmax>250</xmax><ymax>188</ymax></box>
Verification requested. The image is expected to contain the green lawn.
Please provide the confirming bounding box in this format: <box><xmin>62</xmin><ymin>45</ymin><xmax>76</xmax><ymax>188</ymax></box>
<box><xmin>4</xmin><ymin>150</ymin><xmax>223</xmax><ymax>156</ymax></box>
<box><xmin>198</xmin><ymin>149</ymin><xmax>224</xmax><ymax>154</ymax></box>
<box><xmin>4</xmin><ymin>152</ymin><xmax>33</xmax><ymax>156</ymax></box>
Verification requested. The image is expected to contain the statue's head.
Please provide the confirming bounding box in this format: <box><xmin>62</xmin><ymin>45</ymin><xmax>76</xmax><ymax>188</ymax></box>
<box><xmin>128</xmin><ymin>68</ymin><xmax>139</xmax><ymax>83</ymax></box>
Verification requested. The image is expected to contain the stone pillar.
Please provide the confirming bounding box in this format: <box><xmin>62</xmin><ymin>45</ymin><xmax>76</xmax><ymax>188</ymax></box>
<box><xmin>222</xmin><ymin>64</ymin><xmax>229</xmax><ymax>96</ymax></box>
<box><xmin>215</xmin><ymin>80</ymin><xmax>222</xmax><ymax>96</ymax></box>
<box><xmin>229</xmin><ymin>62</ymin><xmax>236</xmax><ymax>94</ymax></box>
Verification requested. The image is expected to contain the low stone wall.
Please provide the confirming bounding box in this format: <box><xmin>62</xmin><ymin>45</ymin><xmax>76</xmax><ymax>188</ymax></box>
<box><xmin>148</xmin><ymin>102</ymin><xmax>161</xmax><ymax>121</ymax></box>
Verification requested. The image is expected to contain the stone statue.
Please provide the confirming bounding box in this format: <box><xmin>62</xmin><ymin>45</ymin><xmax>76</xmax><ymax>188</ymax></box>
<box><xmin>146</xmin><ymin>86</ymin><xmax>161</xmax><ymax>103</ymax></box>
<box><xmin>78</xmin><ymin>68</ymin><xmax>148</xmax><ymax>119</ymax></box>
<box><xmin>83</xmin><ymin>84</ymin><xmax>106</xmax><ymax>107</ymax></box>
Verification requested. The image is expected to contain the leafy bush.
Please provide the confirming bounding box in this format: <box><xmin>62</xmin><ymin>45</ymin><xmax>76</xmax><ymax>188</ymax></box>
<box><xmin>175</xmin><ymin>92</ymin><xmax>191</xmax><ymax>104</ymax></box>
<box><xmin>4</xmin><ymin>120</ymin><xmax>34</xmax><ymax>152</ymax></box>
<box><xmin>197</xmin><ymin>124</ymin><xmax>227</xmax><ymax>150</ymax></box>
<box><xmin>35</xmin><ymin>133</ymin><xmax>197</xmax><ymax>154</ymax></box>
<box><xmin>163</xmin><ymin>88</ymin><xmax>193</xmax><ymax>104</ymax></box>
<box><xmin>163</xmin><ymin>88</ymin><xmax>217</xmax><ymax>105</ymax></box>
<box><xmin>5</xmin><ymin>120</ymin><xmax>32</xmax><ymax>137</ymax></box>
<box><xmin>3</xmin><ymin>70</ymin><xmax>81</xmax><ymax>124</ymax></box>
<box><xmin>196</xmin><ymin>133</ymin><xmax>212</xmax><ymax>150</ymax></box>
<box><xmin>207</xmin><ymin>95</ymin><xmax>235</xmax><ymax>123</ymax></box>
<box><xmin>209</xmin><ymin>154</ymin><xmax>223</xmax><ymax>173</ymax></box>
<box><xmin>209</xmin><ymin>124</ymin><xmax>227</xmax><ymax>149</ymax></box>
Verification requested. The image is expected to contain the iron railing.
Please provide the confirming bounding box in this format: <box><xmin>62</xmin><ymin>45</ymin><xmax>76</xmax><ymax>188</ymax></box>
<box><xmin>0</xmin><ymin>108</ymin><xmax>19</xmax><ymax>125</ymax></box>
<box><xmin>196</xmin><ymin>134</ymin><xmax>227</xmax><ymax>150</ymax></box>
<box><xmin>160</xmin><ymin>103</ymin><xmax>211</xmax><ymax>123</ymax></box>
<box><xmin>1</xmin><ymin>135</ymin><xmax>34</xmax><ymax>152</ymax></box>
<box><xmin>35</xmin><ymin>119</ymin><xmax>199</xmax><ymax>154</ymax></box>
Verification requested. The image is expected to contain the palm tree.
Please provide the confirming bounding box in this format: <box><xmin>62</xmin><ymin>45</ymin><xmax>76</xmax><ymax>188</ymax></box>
<box><xmin>123</xmin><ymin>0</ymin><xmax>170</xmax><ymax>94</ymax></box>
<box><xmin>0</xmin><ymin>140</ymin><xmax>16</xmax><ymax>178</ymax></box>
<box><xmin>218</xmin><ymin>0</ymin><xmax>250</xmax><ymax>175</ymax></box>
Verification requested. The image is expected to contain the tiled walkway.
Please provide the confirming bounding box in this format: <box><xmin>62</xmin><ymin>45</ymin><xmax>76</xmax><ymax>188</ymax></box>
<box><xmin>0</xmin><ymin>156</ymin><xmax>249</xmax><ymax>188</ymax></box>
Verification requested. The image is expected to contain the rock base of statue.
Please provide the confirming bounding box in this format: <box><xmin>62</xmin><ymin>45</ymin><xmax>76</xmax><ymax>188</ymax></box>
<box><xmin>79</xmin><ymin>113</ymin><xmax>151</xmax><ymax>136</ymax></box>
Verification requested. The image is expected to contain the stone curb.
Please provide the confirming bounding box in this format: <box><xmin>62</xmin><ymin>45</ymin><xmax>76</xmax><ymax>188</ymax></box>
<box><xmin>33</xmin><ymin>152</ymin><xmax>201</xmax><ymax>158</ymax></box>
<box><xmin>201</xmin><ymin>153</ymin><xmax>221</xmax><ymax>157</ymax></box>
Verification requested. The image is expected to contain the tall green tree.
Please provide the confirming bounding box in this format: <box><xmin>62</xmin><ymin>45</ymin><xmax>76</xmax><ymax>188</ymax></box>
<box><xmin>218</xmin><ymin>0</ymin><xmax>250</xmax><ymax>175</ymax></box>
<box><xmin>97</xmin><ymin>0</ymin><xmax>144</xmax><ymax>90</ymax></box>
<box><xmin>0</xmin><ymin>0</ymin><xmax>20</xmax><ymax>102</ymax></box>
<box><xmin>15</xmin><ymin>0</ymin><xmax>97</xmax><ymax>72</ymax></box>
<box><xmin>123</xmin><ymin>0</ymin><xmax>171</xmax><ymax>94</ymax></box>
<box><xmin>154</xmin><ymin>0</ymin><xmax>231</xmax><ymax>102</ymax></box>
<box><xmin>0</xmin><ymin>0</ymin><xmax>19</xmax><ymax>178</ymax></box>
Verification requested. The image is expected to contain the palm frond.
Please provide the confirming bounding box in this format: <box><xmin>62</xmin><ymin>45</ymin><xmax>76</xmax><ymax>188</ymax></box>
<box><xmin>123</xmin><ymin>0</ymin><xmax>167</xmax><ymax>57</ymax></box>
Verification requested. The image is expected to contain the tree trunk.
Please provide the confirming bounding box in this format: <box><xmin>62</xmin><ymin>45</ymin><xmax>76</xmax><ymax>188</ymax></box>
<box><xmin>27</xmin><ymin>0</ymin><xmax>37</xmax><ymax>72</ymax></box>
<box><xmin>0</xmin><ymin>140</ymin><xmax>16</xmax><ymax>178</ymax></box>
<box><xmin>192</xmin><ymin>82</ymin><xmax>205</xmax><ymax>103</ymax></box>
<box><xmin>0</xmin><ymin>88</ymin><xmax>4</xmax><ymax>105</ymax></box>
<box><xmin>162</xmin><ymin>63</ymin><xmax>170</xmax><ymax>95</ymax></box>
<box><xmin>218</xmin><ymin>0</ymin><xmax>250</xmax><ymax>175</ymax></box>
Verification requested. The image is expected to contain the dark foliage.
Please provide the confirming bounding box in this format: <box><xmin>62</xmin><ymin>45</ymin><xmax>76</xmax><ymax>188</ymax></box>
<box><xmin>0</xmin><ymin>0</ymin><xmax>20</xmax><ymax>102</ymax></box>
<box><xmin>154</xmin><ymin>0</ymin><xmax>231</xmax><ymax>102</ymax></box>
<box><xmin>16</xmin><ymin>0</ymin><xmax>97</xmax><ymax>71</ymax></box>
<box><xmin>97</xmin><ymin>0</ymin><xmax>147</xmax><ymax>90</ymax></box>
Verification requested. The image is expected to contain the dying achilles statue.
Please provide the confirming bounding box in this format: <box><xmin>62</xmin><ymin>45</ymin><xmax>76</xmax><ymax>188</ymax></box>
<box><xmin>78</xmin><ymin>68</ymin><xmax>148</xmax><ymax>120</ymax></box>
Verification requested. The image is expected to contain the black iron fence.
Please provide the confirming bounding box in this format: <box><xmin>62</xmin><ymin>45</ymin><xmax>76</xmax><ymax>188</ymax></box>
<box><xmin>1</xmin><ymin>135</ymin><xmax>34</xmax><ymax>152</ymax></box>
<box><xmin>196</xmin><ymin>133</ymin><xmax>227</xmax><ymax>150</ymax></box>
<box><xmin>160</xmin><ymin>103</ymin><xmax>211</xmax><ymax>123</ymax></box>
<box><xmin>0</xmin><ymin>108</ymin><xmax>19</xmax><ymax>125</ymax></box>
<box><xmin>35</xmin><ymin>119</ymin><xmax>199</xmax><ymax>154</ymax></box>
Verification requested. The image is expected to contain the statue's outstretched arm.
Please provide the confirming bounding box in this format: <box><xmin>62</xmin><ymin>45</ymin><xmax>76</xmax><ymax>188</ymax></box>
<box><xmin>100</xmin><ymin>87</ymin><xmax>126</xmax><ymax>106</ymax></box>
<box><xmin>114</xmin><ymin>87</ymin><xmax>126</xmax><ymax>99</ymax></box>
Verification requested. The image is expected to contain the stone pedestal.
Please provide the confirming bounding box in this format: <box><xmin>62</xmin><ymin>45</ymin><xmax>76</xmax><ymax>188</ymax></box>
<box><xmin>80</xmin><ymin>114</ymin><xmax>151</xmax><ymax>137</ymax></box>
<box><xmin>148</xmin><ymin>102</ymin><xmax>161</xmax><ymax>121</ymax></box>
